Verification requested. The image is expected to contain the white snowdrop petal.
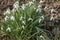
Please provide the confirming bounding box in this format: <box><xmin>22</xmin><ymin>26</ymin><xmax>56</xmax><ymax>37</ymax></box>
<box><xmin>4</xmin><ymin>16</ymin><xmax>9</xmax><ymax>21</ymax></box>
<box><xmin>40</xmin><ymin>35</ymin><xmax>45</xmax><ymax>40</ymax></box>
<box><xmin>4</xmin><ymin>8</ymin><xmax>11</xmax><ymax>15</ymax></box>
<box><xmin>40</xmin><ymin>35</ymin><xmax>43</xmax><ymax>38</ymax></box>
<box><xmin>39</xmin><ymin>19</ymin><xmax>42</xmax><ymax>23</ymax></box>
<box><xmin>6</xmin><ymin>27</ymin><xmax>11</xmax><ymax>32</ymax></box>
<box><xmin>21</xmin><ymin>4</ymin><xmax>26</xmax><ymax>10</ymax></box>
<box><xmin>22</xmin><ymin>25</ymin><xmax>25</xmax><ymax>29</ymax></box>
<box><xmin>41</xmin><ymin>16</ymin><xmax>44</xmax><ymax>20</ymax></box>
<box><xmin>50</xmin><ymin>16</ymin><xmax>54</xmax><ymax>21</ymax></box>
<box><xmin>39</xmin><ymin>0</ymin><xmax>45</xmax><ymax>4</ymax></box>
<box><xmin>29</xmin><ymin>1</ymin><xmax>34</xmax><ymax>6</ymax></box>
<box><xmin>51</xmin><ymin>9</ymin><xmax>56</xmax><ymax>13</ymax></box>
<box><xmin>20</xmin><ymin>16</ymin><xmax>24</xmax><ymax>20</ymax></box>
<box><xmin>36</xmin><ymin>8</ymin><xmax>42</xmax><ymax>13</ymax></box>
<box><xmin>1</xmin><ymin>27</ymin><xmax>3</xmax><ymax>30</ymax></box>
<box><xmin>51</xmin><ymin>9</ymin><xmax>54</xmax><ymax>13</ymax></box>
<box><xmin>12</xmin><ymin>8</ymin><xmax>16</xmax><ymax>13</ymax></box>
<box><xmin>13</xmin><ymin>1</ymin><xmax>19</xmax><ymax>9</ymax></box>
<box><xmin>10</xmin><ymin>16</ymin><xmax>15</xmax><ymax>21</ymax></box>
<box><xmin>22</xmin><ymin>21</ymin><xmax>25</xmax><ymax>24</ymax></box>
<box><xmin>28</xmin><ymin>18</ymin><xmax>33</xmax><ymax>21</ymax></box>
<box><xmin>36</xmin><ymin>8</ymin><xmax>39</xmax><ymax>12</ymax></box>
<box><xmin>38</xmin><ymin>5</ymin><xmax>42</xmax><ymax>8</ymax></box>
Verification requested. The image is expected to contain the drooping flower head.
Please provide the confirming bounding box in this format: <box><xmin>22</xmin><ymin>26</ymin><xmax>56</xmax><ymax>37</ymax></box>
<box><xmin>10</xmin><ymin>16</ymin><xmax>15</xmax><ymax>21</ymax></box>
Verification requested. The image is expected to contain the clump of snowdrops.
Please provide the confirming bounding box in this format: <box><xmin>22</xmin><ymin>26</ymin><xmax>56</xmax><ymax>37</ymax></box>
<box><xmin>1</xmin><ymin>0</ymin><xmax>60</xmax><ymax>40</ymax></box>
<box><xmin>0</xmin><ymin>0</ymin><xmax>50</xmax><ymax>40</ymax></box>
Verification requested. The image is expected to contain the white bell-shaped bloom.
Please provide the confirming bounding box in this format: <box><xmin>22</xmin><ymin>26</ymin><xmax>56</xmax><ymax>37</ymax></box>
<box><xmin>1</xmin><ymin>27</ymin><xmax>3</xmax><ymax>30</ymax></box>
<box><xmin>28</xmin><ymin>18</ymin><xmax>33</xmax><ymax>21</ymax></box>
<box><xmin>11</xmin><ymin>8</ymin><xmax>16</xmax><ymax>13</ymax></box>
<box><xmin>13</xmin><ymin>1</ymin><xmax>19</xmax><ymax>9</ymax></box>
<box><xmin>10</xmin><ymin>16</ymin><xmax>15</xmax><ymax>21</ymax></box>
<box><xmin>36</xmin><ymin>5</ymin><xmax>42</xmax><ymax>13</ymax></box>
<box><xmin>29</xmin><ymin>1</ymin><xmax>34</xmax><ymax>6</ymax></box>
<box><xmin>36</xmin><ymin>8</ymin><xmax>42</xmax><ymax>13</ymax></box>
<box><xmin>39</xmin><ymin>19</ymin><xmax>42</xmax><ymax>23</ymax></box>
<box><xmin>38</xmin><ymin>5</ymin><xmax>42</xmax><ymax>8</ymax></box>
<box><xmin>4</xmin><ymin>16</ymin><xmax>9</xmax><ymax>21</ymax></box>
<box><xmin>21</xmin><ymin>4</ymin><xmax>26</xmax><ymax>10</ymax></box>
<box><xmin>51</xmin><ymin>9</ymin><xmax>57</xmax><ymax>13</ymax></box>
<box><xmin>4</xmin><ymin>8</ymin><xmax>11</xmax><ymax>15</ymax></box>
<box><xmin>41</xmin><ymin>16</ymin><xmax>44</xmax><ymax>20</ymax></box>
<box><xmin>40</xmin><ymin>35</ymin><xmax>45</xmax><ymax>40</ymax></box>
<box><xmin>22</xmin><ymin>21</ymin><xmax>25</xmax><ymax>24</ymax></box>
<box><xmin>50</xmin><ymin>16</ymin><xmax>54</xmax><ymax>21</ymax></box>
<box><xmin>39</xmin><ymin>0</ymin><xmax>45</xmax><ymax>4</ymax></box>
<box><xmin>6</xmin><ymin>27</ymin><xmax>11</xmax><ymax>32</ymax></box>
<box><xmin>22</xmin><ymin>25</ymin><xmax>25</xmax><ymax>29</ymax></box>
<box><xmin>20</xmin><ymin>16</ymin><xmax>25</xmax><ymax>20</ymax></box>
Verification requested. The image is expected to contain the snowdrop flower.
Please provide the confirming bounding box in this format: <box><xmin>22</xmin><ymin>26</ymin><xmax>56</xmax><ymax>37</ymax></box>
<box><xmin>51</xmin><ymin>9</ymin><xmax>57</xmax><ymax>13</ymax></box>
<box><xmin>39</xmin><ymin>0</ymin><xmax>45</xmax><ymax>4</ymax></box>
<box><xmin>51</xmin><ymin>9</ymin><xmax>55</xmax><ymax>13</ymax></box>
<box><xmin>29</xmin><ymin>1</ymin><xmax>34</xmax><ymax>6</ymax></box>
<box><xmin>28</xmin><ymin>18</ymin><xmax>33</xmax><ymax>21</ymax></box>
<box><xmin>36</xmin><ymin>5</ymin><xmax>42</xmax><ymax>13</ymax></box>
<box><xmin>6</xmin><ymin>27</ymin><xmax>11</xmax><ymax>32</ymax></box>
<box><xmin>10</xmin><ymin>16</ymin><xmax>15</xmax><ymax>21</ymax></box>
<box><xmin>20</xmin><ymin>16</ymin><xmax>24</xmax><ymax>20</ymax></box>
<box><xmin>22</xmin><ymin>25</ymin><xmax>25</xmax><ymax>29</ymax></box>
<box><xmin>40</xmin><ymin>35</ymin><xmax>45</xmax><ymax>40</ymax></box>
<box><xmin>41</xmin><ymin>16</ymin><xmax>44</xmax><ymax>20</ymax></box>
<box><xmin>21</xmin><ymin>4</ymin><xmax>26</xmax><ymax>10</ymax></box>
<box><xmin>40</xmin><ymin>35</ymin><xmax>43</xmax><ymax>37</ymax></box>
<box><xmin>4</xmin><ymin>16</ymin><xmax>9</xmax><ymax>21</ymax></box>
<box><xmin>36</xmin><ymin>8</ymin><xmax>39</xmax><ymax>12</ymax></box>
<box><xmin>38</xmin><ymin>5</ymin><xmax>42</xmax><ymax>8</ymax></box>
<box><xmin>36</xmin><ymin>8</ymin><xmax>42</xmax><ymax>13</ymax></box>
<box><xmin>39</xmin><ymin>19</ymin><xmax>42</xmax><ymax>23</ymax></box>
<box><xmin>39</xmin><ymin>16</ymin><xmax>44</xmax><ymax>23</ymax></box>
<box><xmin>1</xmin><ymin>27</ymin><xmax>3</xmax><ymax>30</ymax></box>
<box><xmin>50</xmin><ymin>16</ymin><xmax>54</xmax><ymax>21</ymax></box>
<box><xmin>11</xmin><ymin>8</ymin><xmax>16</xmax><ymax>13</ymax></box>
<box><xmin>22</xmin><ymin>21</ymin><xmax>25</xmax><ymax>24</ymax></box>
<box><xmin>4</xmin><ymin>8</ymin><xmax>10</xmax><ymax>15</ymax></box>
<box><xmin>13</xmin><ymin>1</ymin><xmax>19</xmax><ymax>9</ymax></box>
